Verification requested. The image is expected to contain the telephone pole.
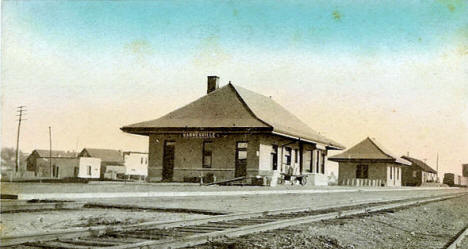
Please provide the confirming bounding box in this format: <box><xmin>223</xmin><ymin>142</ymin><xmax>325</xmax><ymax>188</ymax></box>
<box><xmin>15</xmin><ymin>106</ymin><xmax>26</xmax><ymax>175</ymax></box>
<box><xmin>49</xmin><ymin>126</ymin><xmax>52</xmax><ymax>178</ymax></box>
<box><xmin>436</xmin><ymin>153</ymin><xmax>439</xmax><ymax>183</ymax></box>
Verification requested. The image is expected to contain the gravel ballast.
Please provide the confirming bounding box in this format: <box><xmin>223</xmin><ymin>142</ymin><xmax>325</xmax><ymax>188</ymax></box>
<box><xmin>193</xmin><ymin>195</ymin><xmax>468</xmax><ymax>249</ymax></box>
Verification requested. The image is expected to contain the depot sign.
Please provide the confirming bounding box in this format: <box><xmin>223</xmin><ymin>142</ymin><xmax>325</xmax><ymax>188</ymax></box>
<box><xmin>182</xmin><ymin>132</ymin><xmax>219</xmax><ymax>138</ymax></box>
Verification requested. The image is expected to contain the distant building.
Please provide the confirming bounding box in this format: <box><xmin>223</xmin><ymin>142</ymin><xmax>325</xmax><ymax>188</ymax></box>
<box><xmin>26</xmin><ymin>149</ymin><xmax>100</xmax><ymax>179</ymax></box>
<box><xmin>121</xmin><ymin>76</ymin><xmax>344</xmax><ymax>185</ymax></box>
<box><xmin>444</xmin><ymin>172</ymin><xmax>468</xmax><ymax>187</ymax></box>
<box><xmin>78</xmin><ymin>148</ymin><xmax>124</xmax><ymax>179</ymax></box>
<box><xmin>463</xmin><ymin>164</ymin><xmax>468</xmax><ymax>177</ymax></box>
<box><xmin>329</xmin><ymin>137</ymin><xmax>411</xmax><ymax>187</ymax></box>
<box><xmin>123</xmin><ymin>151</ymin><xmax>148</xmax><ymax>178</ymax></box>
<box><xmin>400</xmin><ymin>156</ymin><xmax>437</xmax><ymax>186</ymax></box>
<box><xmin>77</xmin><ymin>157</ymin><xmax>101</xmax><ymax>179</ymax></box>
<box><xmin>26</xmin><ymin>150</ymin><xmax>77</xmax><ymax>178</ymax></box>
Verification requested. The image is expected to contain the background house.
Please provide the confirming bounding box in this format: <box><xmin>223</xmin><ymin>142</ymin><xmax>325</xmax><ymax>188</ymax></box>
<box><xmin>401</xmin><ymin>156</ymin><xmax>438</xmax><ymax>186</ymax></box>
<box><xmin>26</xmin><ymin>150</ymin><xmax>77</xmax><ymax>178</ymax></box>
<box><xmin>123</xmin><ymin>151</ymin><xmax>148</xmax><ymax>179</ymax></box>
<box><xmin>78</xmin><ymin>148</ymin><xmax>124</xmax><ymax>179</ymax></box>
<box><xmin>329</xmin><ymin>137</ymin><xmax>411</xmax><ymax>187</ymax></box>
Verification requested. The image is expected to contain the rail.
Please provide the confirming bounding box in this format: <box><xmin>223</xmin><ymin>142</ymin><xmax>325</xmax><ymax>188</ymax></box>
<box><xmin>2</xmin><ymin>192</ymin><xmax>466</xmax><ymax>248</ymax></box>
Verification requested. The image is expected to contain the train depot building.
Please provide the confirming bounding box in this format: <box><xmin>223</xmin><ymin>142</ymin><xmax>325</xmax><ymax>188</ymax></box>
<box><xmin>329</xmin><ymin>137</ymin><xmax>411</xmax><ymax>187</ymax></box>
<box><xmin>122</xmin><ymin>76</ymin><xmax>344</xmax><ymax>185</ymax></box>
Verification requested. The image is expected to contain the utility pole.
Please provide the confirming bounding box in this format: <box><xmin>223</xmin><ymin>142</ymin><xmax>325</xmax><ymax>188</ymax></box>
<box><xmin>49</xmin><ymin>126</ymin><xmax>52</xmax><ymax>178</ymax></box>
<box><xmin>15</xmin><ymin>106</ymin><xmax>26</xmax><ymax>177</ymax></box>
<box><xmin>436</xmin><ymin>153</ymin><xmax>439</xmax><ymax>183</ymax></box>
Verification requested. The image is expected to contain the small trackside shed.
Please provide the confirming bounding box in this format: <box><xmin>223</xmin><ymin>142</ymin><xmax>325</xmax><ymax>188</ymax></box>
<box><xmin>400</xmin><ymin>156</ymin><xmax>437</xmax><ymax>186</ymax></box>
<box><xmin>121</xmin><ymin>76</ymin><xmax>345</xmax><ymax>185</ymax></box>
<box><xmin>329</xmin><ymin>137</ymin><xmax>411</xmax><ymax>187</ymax></box>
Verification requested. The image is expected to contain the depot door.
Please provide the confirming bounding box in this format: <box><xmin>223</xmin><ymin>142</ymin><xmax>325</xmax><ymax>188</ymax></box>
<box><xmin>235</xmin><ymin>142</ymin><xmax>248</xmax><ymax>177</ymax></box>
<box><xmin>162</xmin><ymin>141</ymin><xmax>175</xmax><ymax>181</ymax></box>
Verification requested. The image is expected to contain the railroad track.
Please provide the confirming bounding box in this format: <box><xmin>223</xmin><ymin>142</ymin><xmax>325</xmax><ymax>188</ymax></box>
<box><xmin>2</xmin><ymin>192</ymin><xmax>466</xmax><ymax>249</ymax></box>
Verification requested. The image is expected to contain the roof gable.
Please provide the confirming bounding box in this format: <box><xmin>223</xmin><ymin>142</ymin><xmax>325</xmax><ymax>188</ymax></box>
<box><xmin>80</xmin><ymin>148</ymin><xmax>123</xmax><ymax>163</ymax></box>
<box><xmin>401</xmin><ymin>156</ymin><xmax>437</xmax><ymax>173</ymax></box>
<box><xmin>329</xmin><ymin>137</ymin><xmax>410</xmax><ymax>165</ymax></box>
<box><xmin>30</xmin><ymin>150</ymin><xmax>77</xmax><ymax>158</ymax></box>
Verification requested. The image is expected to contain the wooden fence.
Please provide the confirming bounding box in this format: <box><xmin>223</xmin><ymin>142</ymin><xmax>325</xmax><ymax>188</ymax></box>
<box><xmin>339</xmin><ymin>178</ymin><xmax>385</xmax><ymax>187</ymax></box>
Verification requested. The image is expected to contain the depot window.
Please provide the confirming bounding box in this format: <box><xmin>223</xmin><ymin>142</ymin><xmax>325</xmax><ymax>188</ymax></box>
<box><xmin>285</xmin><ymin>147</ymin><xmax>292</xmax><ymax>165</ymax></box>
<box><xmin>203</xmin><ymin>141</ymin><xmax>213</xmax><ymax>168</ymax></box>
<box><xmin>356</xmin><ymin>164</ymin><xmax>368</xmax><ymax>179</ymax></box>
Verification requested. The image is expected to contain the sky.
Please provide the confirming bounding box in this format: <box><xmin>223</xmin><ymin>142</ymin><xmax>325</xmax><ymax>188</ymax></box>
<box><xmin>1</xmin><ymin>0</ymin><xmax>467</xmax><ymax>176</ymax></box>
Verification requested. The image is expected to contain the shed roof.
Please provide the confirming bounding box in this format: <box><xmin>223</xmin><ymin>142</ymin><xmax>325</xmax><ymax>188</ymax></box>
<box><xmin>79</xmin><ymin>148</ymin><xmax>123</xmax><ymax>164</ymax></box>
<box><xmin>401</xmin><ymin>156</ymin><xmax>437</xmax><ymax>174</ymax></box>
<box><xmin>328</xmin><ymin>137</ymin><xmax>411</xmax><ymax>165</ymax></box>
<box><xmin>31</xmin><ymin>150</ymin><xmax>77</xmax><ymax>158</ymax></box>
<box><xmin>121</xmin><ymin>83</ymin><xmax>344</xmax><ymax>149</ymax></box>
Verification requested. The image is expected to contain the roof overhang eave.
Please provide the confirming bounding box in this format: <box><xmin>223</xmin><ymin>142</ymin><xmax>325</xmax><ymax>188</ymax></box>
<box><xmin>121</xmin><ymin>126</ymin><xmax>273</xmax><ymax>135</ymax></box>
<box><xmin>272</xmin><ymin>131</ymin><xmax>344</xmax><ymax>150</ymax></box>
<box><xmin>328</xmin><ymin>158</ymin><xmax>397</xmax><ymax>163</ymax></box>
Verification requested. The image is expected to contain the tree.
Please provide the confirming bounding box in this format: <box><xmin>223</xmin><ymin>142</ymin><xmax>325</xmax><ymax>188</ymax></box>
<box><xmin>1</xmin><ymin>147</ymin><xmax>28</xmax><ymax>170</ymax></box>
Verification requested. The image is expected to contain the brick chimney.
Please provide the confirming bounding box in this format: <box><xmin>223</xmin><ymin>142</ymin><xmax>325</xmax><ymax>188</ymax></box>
<box><xmin>207</xmin><ymin>76</ymin><xmax>219</xmax><ymax>94</ymax></box>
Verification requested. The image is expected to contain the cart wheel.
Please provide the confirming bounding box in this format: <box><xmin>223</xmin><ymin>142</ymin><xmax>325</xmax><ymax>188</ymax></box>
<box><xmin>300</xmin><ymin>176</ymin><xmax>307</xmax><ymax>186</ymax></box>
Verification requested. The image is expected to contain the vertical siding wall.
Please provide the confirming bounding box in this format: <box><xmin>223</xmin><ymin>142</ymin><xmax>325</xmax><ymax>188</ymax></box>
<box><xmin>148</xmin><ymin>133</ymin><xmax>260</xmax><ymax>182</ymax></box>
<box><xmin>338</xmin><ymin>162</ymin><xmax>402</xmax><ymax>187</ymax></box>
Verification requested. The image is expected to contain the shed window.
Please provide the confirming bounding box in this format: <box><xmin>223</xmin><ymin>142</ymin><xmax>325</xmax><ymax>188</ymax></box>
<box><xmin>413</xmin><ymin>170</ymin><xmax>417</xmax><ymax>178</ymax></box>
<box><xmin>356</xmin><ymin>165</ymin><xmax>368</xmax><ymax>179</ymax></box>
<box><xmin>88</xmin><ymin>166</ymin><xmax>92</xmax><ymax>176</ymax></box>
<box><xmin>203</xmin><ymin>141</ymin><xmax>213</xmax><ymax>168</ymax></box>
<box><xmin>285</xmin><ymin>147</ymin><xmax>292</xmax><ymax>165</ymax></box>
<box><xmin>141</xmin><ymin>157</ymin><xmax>144</xmax><ymax>164</ymax></box>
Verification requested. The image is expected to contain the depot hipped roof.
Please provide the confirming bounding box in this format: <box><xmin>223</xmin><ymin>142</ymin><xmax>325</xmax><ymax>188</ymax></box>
<box><xmin>121</xmin><ymin>83</ymin><xmax>344</xmax><ymax>149</ymax></box>
<box><xmin>329</xmin><ymin>137</ymin><xmax>411</xmax><ymax>165</ymax></box>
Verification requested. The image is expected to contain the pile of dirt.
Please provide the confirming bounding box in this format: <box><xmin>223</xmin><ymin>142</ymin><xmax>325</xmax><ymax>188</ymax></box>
<box><xmin>78</xmin><ymin>215</ymin><xmax>146</xmax><ymax>227</ymax></box>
